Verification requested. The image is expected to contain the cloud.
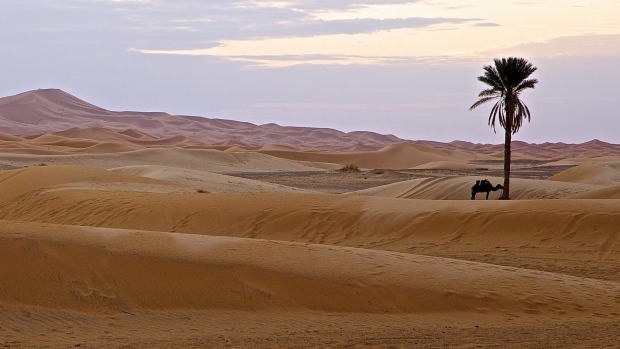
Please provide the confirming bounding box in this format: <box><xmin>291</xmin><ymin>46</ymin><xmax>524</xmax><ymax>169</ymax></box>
<box><xmin>10</xmin><ymin>0</ymin><xmax>617</xmax><ymax>69</ymax></box>
<box><xmin>166</xmin><ymin>16</ymin><xmax>473</xmax><ymax>40</ymax></box>
<box><xmin>130</xmin><ymin>51</ymin><xmax>461</xmax><ymax>68</ymax></box>
<box><xmin>279</xmin><ymin>17</ymin><xmax>472</xmax><ymax>36</ymax></box>
<box><xmin>473</xmin><ymin>22</ymin><xmax>500</xmax><ymax>27</ymax></box>
<box><xmin>144</xmin><ymin>2</ymin><xmax>472</xmax><ymax>41</ymax></box>
<box><xmin>233</xmin><ymin>0</ymin><xmax>419</xmax><ymax>11</ymax></box>
<box><xmin>1</xmin><ymin>0</ymin><xmax>478</xmax><ymax>57</ymax></box>
<box><xmin>477</xmin><ymin>34</ymin><xmax>620</xmax><ymax>59</ymax></box>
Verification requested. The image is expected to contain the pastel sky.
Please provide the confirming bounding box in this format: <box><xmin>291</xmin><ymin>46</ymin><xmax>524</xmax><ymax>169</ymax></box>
<box><xmin>2</xmin><ymin>0</ymin><xmax>619</xmax><ymax>143</ymax></box>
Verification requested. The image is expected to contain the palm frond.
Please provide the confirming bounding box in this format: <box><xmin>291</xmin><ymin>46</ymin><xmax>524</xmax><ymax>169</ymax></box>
<box><xmin>470</xmin><ymin>56</ymin><xmax>538</xmax><ymax>135</ymax></box>
<box><xmin>481</xmin><ymin>65</ymin><xmax>504</xmax><ymax>90</ymax></box>
<box><xmin>488</xmin><ymin>101</ymin><xmax>504</xmax><ymax>133</ymax></box>
<box><xmin>478</xmin><ymin>88</ymin><xmax>500</xmax><ymax>98</ymax></box>
<box><xmin>469</xmin><ymin>97</ymin><xmax>496</xmax><ymax>110</ymax></box>
<box><xmin>516</xmin><ymin>78</ymin><xmax>539</xmax><ymax>92</ymax></box>
<box><xmin>478</xmin><ymin>75</ymin><xmax>502</xmax><ymax>91</ymax></box>
<box><xmin>510</xmin><ymin>100</ymin><xmax>533</xmax><ymax>134</ymax></box>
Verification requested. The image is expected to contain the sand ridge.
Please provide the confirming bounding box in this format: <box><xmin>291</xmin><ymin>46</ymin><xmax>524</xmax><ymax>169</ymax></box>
<box><xmin>110</xmin><ymin>165</ymin><xmax>313</xmax><ymax>193</ymax></box>
<box><xmin>0</xmin><ymin>89</ymin><xmax>404</xmax><ymax>150</ymax></box>
<box><xmin>2</xmin><ymin>220</ymin><xmax>619</xmax><ymax>317</ymax></box>
<box><xmin>0</xmin><ymin>161</ymin><xmax>619</xmax><ymax>347</ymax></box>
<box><xmin>0</xmin><ymin>165</ymin><xmax>618</xmax><ymax>282</ymax></box>
<box><xmin>256</xmin><ymin>142</ymin><xmax>487</xmax><ymax>169</ymax></box>
<box><xmin>0</xmin><ymin>147</ymin><xmax>333</xmax><ymax>173</ymax></box>
<box><xmin>351</xmin><ymin>175</ymin><xmax>606</xmax><ymax>200</ymax></box>
<box><xmin>3</xmin><ymin>89</ymin><xmax>620</xmax><ymax>160</ymax></box>
<box><xmin>549</xmin><ymin>160</ymin><xmax>620</xmax><ymax>185</ymax></box>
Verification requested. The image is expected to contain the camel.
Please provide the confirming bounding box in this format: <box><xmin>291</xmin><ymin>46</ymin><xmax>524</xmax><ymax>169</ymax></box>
<box><xmin>471</xmin><ymin>179</ymin><xmax>504</xmax><ymax>200</ymax></box>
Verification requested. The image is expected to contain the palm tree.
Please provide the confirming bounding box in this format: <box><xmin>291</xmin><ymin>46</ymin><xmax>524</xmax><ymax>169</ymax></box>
<box><xmin>470</xmin><ymin>57</ymin><xmax>538</xmax><ymax>200</ymax></box>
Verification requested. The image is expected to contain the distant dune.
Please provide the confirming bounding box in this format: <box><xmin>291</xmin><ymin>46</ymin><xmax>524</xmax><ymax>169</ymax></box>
<box><xmin>2</xmin><ymin>89</ymin><xmax>620</xmax><ymax>159</ymax></box>
<box><xmin>443</xmin><ymin>139</ymin><xmax>620</xmax><ymax>159</ymax></box>
<box><xmin>0</xmin><ymin>148</ymin><xmax>333</xmax><ymax>174</ymax></box>
<box><xmin>0</xmin><ymin>89</ymin><xmax>403</xmax><ymax>150</ymax></box>
<box><xmin>257</xmin><ymin>142</ymin><xmax>488</xmax><ymax>169</ymax></box>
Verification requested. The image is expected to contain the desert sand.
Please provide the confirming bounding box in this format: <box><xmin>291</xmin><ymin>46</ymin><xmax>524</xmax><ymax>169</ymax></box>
<box><xmin>1</xmin><ymin>90</ymin><xmax>619</xmax><ymax>348</ymax></box>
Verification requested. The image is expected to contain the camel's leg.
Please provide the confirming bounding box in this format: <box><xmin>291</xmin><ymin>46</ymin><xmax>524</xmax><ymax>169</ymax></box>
<box><xmin>486</xmin><ymin>191</ymin><xmax>490</xmax><ymax>200</ymax></box>
<box><xmin>471</xmin><ymin>191</ymin><xmax>475</xmax><ymax>200</ymax></box>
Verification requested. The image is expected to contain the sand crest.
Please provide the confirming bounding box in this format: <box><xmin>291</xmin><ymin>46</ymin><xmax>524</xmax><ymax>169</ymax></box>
<box><xmin>351</xmin><ymin>176</ymin><xmax>605</xmax><ymax>200</ymax></box>
<box><xmin>549</xmin><ymin>160</ymin><xmax>620</xmax><ymax>185</ymax></box>
<box><xmin>2</xmin><ymin>221</ymin><xmax>619</xmax><ymax>317</ymax></box>
<box><xmin>110</xmin><ymin>165</ymin><xmax>312</xmax><ymax>193</ymax></box>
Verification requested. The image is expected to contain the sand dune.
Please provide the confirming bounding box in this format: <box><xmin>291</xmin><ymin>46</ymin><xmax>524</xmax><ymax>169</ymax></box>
<box><xmin>446</xmin><ymin>139</ymin><xmax>620</xmax><ymax>159</ymax></box>
<box><xmin>0</xmin><ymin>148</ymin><xmax>331</xmax><ymax>173</ymax></box>
<box><xmin>0</xmin><ymin>89</ymin><xmax>404</xmax><ymax>150</ymax></box>
<box><xmin>566</xmin><ymin>185</ymin><xmax>620</xmax><ymax>199</ymax></box>
<box><xmin>0</xmin><ymin>165</ymin><xmax>618</xmax><ymax>283</ymax></box>
<box><xmin>0</xmin><ymin>158</ymin><xmax>619</xmax><ymax>347</ymax></box>
<box><xmin>351</xmin><ymin>175</ymin><xmax>603</xmax><ymax>200</ymax></box>
<box><xmin>72</xmin><ymin>141</ymin><xmax>144</xmax><ymax>153</ymax></box>
<box><xmin>0</xmin><ymin>128</ymin><xmax>212</xmax><ymax>153</ymax></box>
<box><xmin>256</xmin><ymin>144</ymin><xmax>301</xmax><ymax>152</ymax></box>
<box><xmin>2</xmin><ymin>220</ymin><xmax>619</xmax><ymax>317</ymax></box>
<box><xmin>55</xmin><ymin>127</ymin><xmax>146</xmax><ymax>143</ymax></box>
<box><xmin>259</xmin><ymin>142</ymin><xmax>484</xmax><ymax>169</ymax></box>
<box><xmin>24</xmin><ymin>133</ymin><xmax>146</xmax><ymax>154</ymax></box>
<box><xmin>0</xmin><ymin>165</ymin><xmax>616</xmax><ymax>236</ymax></box>
<box><xmin>4</xmin><ymin>128</ymin><xmax>618</xmax><ymax>167</ymax></box>
<box><xmin>411</xmin><ymin>160</ymin><xmax>486</xmax><ymax>171</ymax></box>
<box><xmin>0</xmin><ymin>89</ymin><xmax>106</xmax><ymax>135</ymax></box>
<box><xmin>549</xmin><ymin>160</ymin><xmax>620</xmax><ymax>185</ymax></box>
<box><xmin>0</xmin><ymin>132</ymin><xmax>485</xmax><ymax>170</ymax></box>
<box><xmin>0</xmin><ymin>165</ymin><xmax>189</xmax><ymax>202</ymax></box>
<box><xmin>6</xmin><ymin>187</ymin><xmax>618</xmax><ymax>263</ymax></box>
<box><xmin>2</xmin><ymin>89</ymin><xmax>620</xmax><ymax>160</ymax></box>
<box><xmin>119</xmin><ymin>128</ymin><xmax>158</xmax><ymax>139</ymax></box>
<box><xmin>0</xmin><ymin>132</ymin><xmax>25</xmax><ymax>141</ymax></box>
<box><xmin>53</xmin><ymin>128</ymin><xmax>208</xmax><ymax>149</ymax></box>
<box><xmin>0</xmin><ymin>146</ymin><xmax>66</xmax><ymax>155</ymax></box>
<box><xmin>0</xmin><ymin>164</ymin><xmax>618</xmax><ymax>324</ymax></box>
<box><xmin>111</xmin><ymin>165</ymin><xmax>312</xmax><ymax>193</ymax></box>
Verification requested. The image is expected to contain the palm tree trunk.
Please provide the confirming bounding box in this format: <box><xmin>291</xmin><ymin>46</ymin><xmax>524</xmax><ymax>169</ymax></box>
<box><xmin>501</xmin><ymin>128</ymin><xmax>511</xmax><ymax>199</ymax></box>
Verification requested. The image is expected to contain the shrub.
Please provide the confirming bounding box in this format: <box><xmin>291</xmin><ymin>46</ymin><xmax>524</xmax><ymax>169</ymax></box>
<box><xmin>339</xmin><ymin>164</ymin><xmax>360</xmax><ymax>172</ymax></box>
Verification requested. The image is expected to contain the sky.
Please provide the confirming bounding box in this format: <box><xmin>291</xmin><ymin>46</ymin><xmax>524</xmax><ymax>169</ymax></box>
<box><xmin>1</xmin><ymin>0</ymin><xmax>619</xmax><ymax>144</ymax></box>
